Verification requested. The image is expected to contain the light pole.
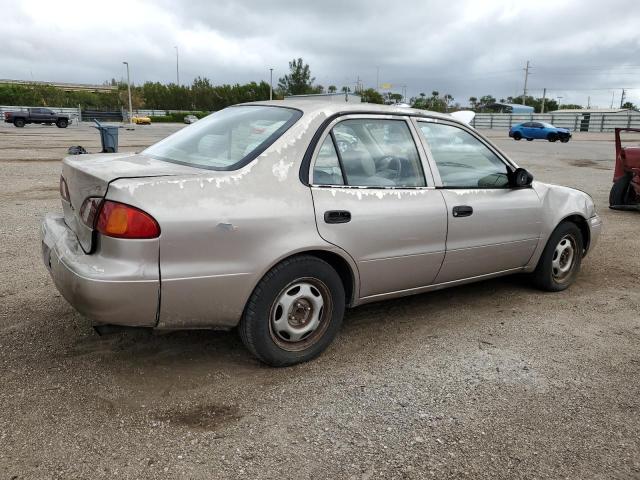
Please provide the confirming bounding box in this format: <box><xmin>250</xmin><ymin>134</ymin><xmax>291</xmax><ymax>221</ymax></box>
<box><xmin>175</xmin><ymin>46</ymin><xmax>180</xmax><ymax>85</ymax></box>
<box><xmin>269</xmin><ymin>68</ymin><xmax>273</xmax><ymax>101</ymax></box>
<box><xmin>123</xmin><ymin>61</ymin><xmax>133</xmax><ymax>124</ymax></box>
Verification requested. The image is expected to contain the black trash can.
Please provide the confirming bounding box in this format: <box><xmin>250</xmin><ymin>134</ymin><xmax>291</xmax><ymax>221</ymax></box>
<box><xmin>93</xmin><ymin>120</ymin><xmax>119</xmax><ymax>153</ymax></box>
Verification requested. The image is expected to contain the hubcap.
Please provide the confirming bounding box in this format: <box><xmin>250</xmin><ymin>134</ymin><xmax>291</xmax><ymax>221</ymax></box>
<box><xmin>269</xmin><ymin>279</ymin><xmax>332</xmax><ymax>351</ymax></box>
<box><xmin>551</xmin><ymin>235</ymin><xmax>576</xmax><ymax>281</ymax></box>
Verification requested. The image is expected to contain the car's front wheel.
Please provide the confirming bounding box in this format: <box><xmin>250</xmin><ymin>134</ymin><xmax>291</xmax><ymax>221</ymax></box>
<box><xmin>56</xmin><ymin>119</ymin><xmax>68</xmax><ymax>128</ymax></box>
<box><xmin>239</xmin><ymin>255</ymin><xmax>345</xmax><ymax>366</ymax></box>
<box><xmin>531</xmin><ymin>222</ymin><xmax>583</xmax><ymax>291</ymax></box>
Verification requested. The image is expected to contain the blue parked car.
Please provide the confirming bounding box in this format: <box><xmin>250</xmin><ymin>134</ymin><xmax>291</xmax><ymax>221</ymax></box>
<box><xmin>509</xmin><ymin>122</ymin><xmax>571</xmax><ymax>143</ymax></box>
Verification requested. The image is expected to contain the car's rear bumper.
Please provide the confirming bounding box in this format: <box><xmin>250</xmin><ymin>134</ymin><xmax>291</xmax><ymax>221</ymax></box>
<box><xmin>41</xmin><ymin>213</ymin><xmax>159</xmax><ymax>326</ymax></box>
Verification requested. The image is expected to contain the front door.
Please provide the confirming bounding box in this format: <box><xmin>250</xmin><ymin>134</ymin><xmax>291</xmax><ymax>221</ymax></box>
<box><xmin>309</xmin><ymin>116</ymin><xmax>448</xmax><ymax>299</ymax></box>
<box><xmin>415</xmin><ymin>119</ymin><xmax>542</xmax><ymax>284</ymax></box>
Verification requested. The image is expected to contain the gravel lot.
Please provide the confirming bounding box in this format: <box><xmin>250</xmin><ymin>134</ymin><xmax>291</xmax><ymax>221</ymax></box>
<box><xmin>0</xmin><ymin>121</ymin><xmax>638</xmax><ymax>479</ymax></box>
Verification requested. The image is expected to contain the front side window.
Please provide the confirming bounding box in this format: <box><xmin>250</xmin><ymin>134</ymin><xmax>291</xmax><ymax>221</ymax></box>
<box><xmin>417</xmin><ymin>122</ymin><xmax>509</xmax><ymax>188</ymax></box>
<box><xmin>313</xmin><ymin>118</ymin><xmax>426</xmax><ymax>187</ymax></box>
<box><xmin>145</xmin><ymin>106</ymin><xmax>301</xmax><ymax>170</ymax></box>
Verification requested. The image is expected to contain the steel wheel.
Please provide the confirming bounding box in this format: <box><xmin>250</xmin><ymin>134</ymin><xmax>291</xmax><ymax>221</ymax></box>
<box><xmin>269</xmin><ymin>278</ymin><xmax>332</xmax><ymax>351</ymax></box>
<box><xmin>551</xmin><ymin>234</ymin><xmax>576</xmax><ymax>282</ymax></box>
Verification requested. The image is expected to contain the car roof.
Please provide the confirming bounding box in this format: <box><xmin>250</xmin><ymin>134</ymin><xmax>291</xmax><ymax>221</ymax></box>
<box><xmin>239</xmin><ymin>99</ymin><xmax>455</xmax><ymax>122</ymax></box>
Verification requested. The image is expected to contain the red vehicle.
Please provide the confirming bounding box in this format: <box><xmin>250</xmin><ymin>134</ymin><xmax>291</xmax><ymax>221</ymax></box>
<box><xmin>609</xmin><ymin>128</ymin><xmax>640</xmax><ymax>210</ymax></box>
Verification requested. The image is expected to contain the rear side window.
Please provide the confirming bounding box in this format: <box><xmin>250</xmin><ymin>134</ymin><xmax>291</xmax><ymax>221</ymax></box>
<box><xmin>313</xmin><ymin>118</ymin><xmax>426</xmax><ymax>187</ymax></box>
<box><xmin>313</xmin><ymin>136</ymin><xmax>344</xmax><ymax>185</ymax></box>
<box><xmin>145</xmin><ymin>106</ymin><xmax>301</xmax><ymax>171</ymax></box>
<box><xmin>418</xmin><ymin>122</ymin><xmax>509</xmax><ymax>188</ymax></box>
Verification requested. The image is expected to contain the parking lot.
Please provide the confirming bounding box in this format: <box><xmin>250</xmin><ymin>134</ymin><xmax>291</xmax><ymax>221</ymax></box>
<box><xmin>0</xmin><ymin>121</ymin><xmax>638</xmax><ymax>479</ymax></box>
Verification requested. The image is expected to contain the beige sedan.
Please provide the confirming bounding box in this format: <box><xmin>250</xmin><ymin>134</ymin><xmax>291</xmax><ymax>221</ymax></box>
<box><xmin>42</xmin><ymin>101</ymin><xmax>601</xmax><ymax>366</ymax></box>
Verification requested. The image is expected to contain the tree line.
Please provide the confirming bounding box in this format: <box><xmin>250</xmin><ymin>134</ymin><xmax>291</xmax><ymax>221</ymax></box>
<box><xmin>5</xmin><ymin>57</ymin><xmax>627</xmax><ymax>113</ymax></box>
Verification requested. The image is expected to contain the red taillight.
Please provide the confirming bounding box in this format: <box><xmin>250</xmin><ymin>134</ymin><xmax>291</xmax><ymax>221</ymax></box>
<box><xmin>59</xmin><ymin>176</ymin><xmax>70</xmax><ymax>202</ymax></box>
<box><xmin>96</xmin><ymin>201</ymin><xmax>160</xmax><ymax>239</ymax></box>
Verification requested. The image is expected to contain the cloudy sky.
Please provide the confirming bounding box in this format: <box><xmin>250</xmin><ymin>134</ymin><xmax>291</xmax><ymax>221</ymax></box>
<box><xmin>2</xmin><ymin>0</ymin><xmax>640</xmax><ymax>107</ymax></box>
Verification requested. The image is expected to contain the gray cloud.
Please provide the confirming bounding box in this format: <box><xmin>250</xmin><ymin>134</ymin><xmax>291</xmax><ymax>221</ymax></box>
<box><xmin>2</xmin><ymin>0</ymin><xmax>640</xmax><ymax>107</ymax></box>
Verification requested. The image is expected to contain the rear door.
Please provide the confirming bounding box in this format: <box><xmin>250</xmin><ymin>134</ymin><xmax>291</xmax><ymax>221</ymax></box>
<box><xmin>530</xmin><ymin>122</ymin><xmax>545</xmax><ymax>139</ymax></box>
<box><xmin>29</xmin><ymin>108</ymin><xmax>44</xmax><ymax>122</ymax></box>
<box><xmin>520</xmin><ymin>122</ymin><xmax>534</xmax><ymax>138</ymax></box>
<box><xmin>414</xmin><ymin>119</ymin><xmax>542</xmax><ymax>283</ymax></box>
<box><xmin>309</xmin><ymin>115</ymin><xmax>447</xmax><ymax>299</ymax></box>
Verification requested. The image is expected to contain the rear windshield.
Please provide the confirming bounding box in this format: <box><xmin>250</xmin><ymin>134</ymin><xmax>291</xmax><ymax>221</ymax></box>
<box><xmin>144</xmin><ymin>106</ymin><xmax>302</xmax><ymax>170</ymax></box>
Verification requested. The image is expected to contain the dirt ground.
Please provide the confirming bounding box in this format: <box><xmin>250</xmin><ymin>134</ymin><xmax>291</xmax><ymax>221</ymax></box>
<box><xmin>0</xmin><ymin>121</ymin><xmax>638</xmax><ymax>480</ymax></box>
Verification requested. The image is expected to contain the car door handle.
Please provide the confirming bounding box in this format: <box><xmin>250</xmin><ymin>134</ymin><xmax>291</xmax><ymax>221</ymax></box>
<box><xmin>452</xmin><ymin>205</ymin><xmax>473</xmax><ymax>218</ymax></box>
<box><xmin>324</xmin><ymin>210</ymin><xmax>351</xmax><ymax>224</ymax></box>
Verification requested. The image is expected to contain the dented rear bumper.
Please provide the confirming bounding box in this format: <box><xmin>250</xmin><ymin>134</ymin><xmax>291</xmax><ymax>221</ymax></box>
<box><xmin>41</xmin><ymin>213</ymin><xmax>159</xmax><ymax>326</ymax></box>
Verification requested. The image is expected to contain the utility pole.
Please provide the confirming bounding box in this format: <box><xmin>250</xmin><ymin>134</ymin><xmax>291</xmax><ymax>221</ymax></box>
<box><xmin>557</xmin><ymin>96</ymin><xmax>563</xmax><ymax>109</ymax></box>
<box><xmin>522</xmin><ymin>60</ymin><xmax>530</xmax><ymax>105</ymax></box>
<box><xmin>269</xmin><ymin>68</ymin><xmax>273</xmax><ymax>100</ymax></box>
<box><xmin>174</xmin><ymin>46</ymin><xmax>179</xmax><ymax>85</ymax></box>
<box><xmin>122</xmin><ymin>61</ymin><xmax>133</xmax><ymax>124</ymax></box>
<box><xmin>610</xmin><ymin>91</ymin><xmax>615</xmax><ymax>109</ymax></box>
<box><xmin>376</xmin><ymin>66</ymin><xmax>380</xmax><ymax>92</ymax></box>
<box><xmin>620</xmin><ymin>89</ymin><xmax>626</xmax><ymax>108</ymax></box>
<box><xmin>587</xmin><ymin>96</ymin><xmax>591</xmax><ymax>109</ymax></box>
<box><xmin>401</xmin><ymin>85</ymin><xmax>407</xmax><ymax>103</ymax></box>
<box><xmin>541</xmin><ymin>87</ymin><xmax>547</xmax><ymax>114</ymax></box>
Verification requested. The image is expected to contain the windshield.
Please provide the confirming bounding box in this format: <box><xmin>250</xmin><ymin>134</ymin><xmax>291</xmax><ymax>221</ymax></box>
<box><xmin>145</xmin><ymin>106</ymin><xmax>302</xmax><ymax>170</ymax></box>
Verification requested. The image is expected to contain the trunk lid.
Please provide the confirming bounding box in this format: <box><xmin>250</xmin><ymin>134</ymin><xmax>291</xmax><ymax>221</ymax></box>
<box><xmin>61</xmin><ymin>152</ymin><xmax>200</xmax><ymax>252</ymax></box>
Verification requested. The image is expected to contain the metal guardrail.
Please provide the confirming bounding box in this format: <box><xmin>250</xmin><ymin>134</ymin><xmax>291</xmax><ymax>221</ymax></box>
<box><xmin>0</xmin><ymin>106</ymin><xmax>204</xmax><ymax>120</ymax></box>
<box><xmin>471</xmin><ymin>112</ymin><xmax>640</xmax><ymax>132</ymax></box>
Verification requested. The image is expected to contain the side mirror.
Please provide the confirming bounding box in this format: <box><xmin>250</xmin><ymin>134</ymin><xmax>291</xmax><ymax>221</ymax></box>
<box><xmin>511</xmin><ymin>167</ymin><xmax>533</xmax><ymax>187</ymax></box>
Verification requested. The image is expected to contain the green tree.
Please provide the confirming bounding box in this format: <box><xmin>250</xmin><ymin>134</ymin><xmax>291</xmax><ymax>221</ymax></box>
<box><xmin>360</xmin><ymin>88</ymin><xmax>384</xmax><ymax>104</ymax></box>
<box><xmin>328</xmin><ymin>85</ymin><xmax>337</xmax><ymax>93</ymax></box>
<box><xmin>622</xmin><ymin>101</ymin><xmax>637</xmax><ymax>110</ymax></box>
<box><xmin>278</xmin><ymin>58</ymin><xmax>315</xmax><ymax>95</ymax></box>
<box><xmin>469</xmin><ymin>96</ymin><xmax>478</xmax><ymax>109</ymax></box>
<box><xmin>341</xmin><ymin>86</ymin><xmax>351</xmax><ymax>93</ymax></box>
<box><xmin>558</xmin><ymin>103</ymin><xmax>583</xmax><ymax>110</ymax></box>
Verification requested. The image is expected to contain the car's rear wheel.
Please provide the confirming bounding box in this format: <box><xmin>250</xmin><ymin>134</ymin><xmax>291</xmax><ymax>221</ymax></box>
<box><xmin>531</xmin><ymin>222</ymin><xmax>583</xmax><ymax>291</ymax></box>
<box><xmin>239</xmin><ymin>255</ymin><xmax>345</xmax><ymax>366</ymax></box>
<box><xmin>56</xmin><ymin>119</ymin><xmax>68</xmax><ymax>128</ymax></box>
<box><xmin>14</xmin><ymin>118</ymin><xmax>25</xmax><ymax>128</ymax></box>
<box><xmin>547</xmin><ymin>132</ymin><xmax>558</xmax><ymax>142</ymax></box>
<box><xmin>513</xmin><ymin>132</ymin><xmax>522</xmax><ymax>140</ymax></box>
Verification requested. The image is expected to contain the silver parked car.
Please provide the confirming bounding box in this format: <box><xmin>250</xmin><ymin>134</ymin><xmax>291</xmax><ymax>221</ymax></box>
<box><xmin>42</xmin><ymin>101</ymin><xmax>602</xmax><ymax>366</ymax></box>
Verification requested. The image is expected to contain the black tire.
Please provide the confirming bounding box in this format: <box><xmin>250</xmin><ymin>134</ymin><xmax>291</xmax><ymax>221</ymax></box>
<box><xmin>609</xmin><ymin>173</ymin><xmax>635</xmax><ymax>207</ymax></box>
<box><xmin>239</xmin><ymin>255</ymin><xmax>345</xmax><ymax>367</ymax></box>
<box><xmin>526</xmin><ymin>138</ymin><xmax>533</xmax><ymax>141</ymax></box>
<box><xmin>14</xmin><ymin>118</ymin><xmax>25</xmax><ymax>128</ymax></box>
<box><xmin>531</xmin><ymin>222</ymin><xmax>583</xmax><ymax>292</ymax></box>
<box><xmin>547</xmin><ymin>132</ymin><xmax>558</xmax><ymax>142</ymax></box>
<box><xmin>513</xmin><ymin>132</ymin><xmax>522</xmax><ymax>141</ymax></box>
<box><xmin>56</xmin><ymin>119</ymin><xmax>68</xmax><ymax>128</ymax></box>
<box><xmin>560</xmin><ymin>137</ymin><xmax>570</xmax><ymax>143</ymax></box>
